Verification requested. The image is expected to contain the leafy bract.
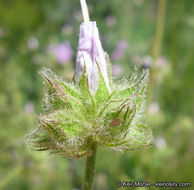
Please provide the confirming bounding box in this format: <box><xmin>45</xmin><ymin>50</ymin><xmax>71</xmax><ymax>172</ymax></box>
<box><xmin>27</xmin><ymin>56</ymin><xmax>153</xmax><ymax>158</ymax></box>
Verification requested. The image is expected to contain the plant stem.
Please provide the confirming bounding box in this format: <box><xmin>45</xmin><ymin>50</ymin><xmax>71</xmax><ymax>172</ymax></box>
<box><xmin>82</xmin><ymin>143</ymin><xmax>97</xmax><ymax>190</ymax></box>
<box><xmin>146</xmin><ymin>0</ymin><xmax>167</xmax><ymax>109</ymax></box>
<box><xmin>152</xmin><ymin>0</ymin><xmax>167</xmax><ymax>60</ymax></box>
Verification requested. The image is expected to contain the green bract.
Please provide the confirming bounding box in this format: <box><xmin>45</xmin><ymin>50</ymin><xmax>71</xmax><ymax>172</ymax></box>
<box><xmin>28</xmin><ymin>54</ymin><xmax>153</xmax><ymax>158</ymax></box>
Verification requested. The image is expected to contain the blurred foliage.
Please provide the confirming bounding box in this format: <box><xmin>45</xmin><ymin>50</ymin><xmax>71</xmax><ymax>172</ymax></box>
<box><xmin>0</xmin><ymin>0</ymin><xmax>194</xmax><ymax>190</ymax></box>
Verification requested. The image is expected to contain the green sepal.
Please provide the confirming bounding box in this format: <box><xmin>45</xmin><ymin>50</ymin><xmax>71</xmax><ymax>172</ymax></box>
<box><xmin>118</xmin><ymin>69</ymin><xmax>149</xmax><ymax>99</ymax></box>
<box><xmin>40</xmin><ymin>68</ymin><xmax>88</xmax><ymax>120</ymax></box>
<box><xmin>40</xmin><ymin>68</ymin><xmax>84</xmax><ymax>113</ymax></box>
<box><xmin>28</xmin><ymin>113</ymin><xmax>91</xmax><ymax>158</ymax></box>
<box><xmin>122</xmin><ymin>124</ymin><xmax>153</xmax><ymax>150</ymax></box>
<box><xmin>78</xmin><ymin>64</ymin><xmax>96</xmax><ymax>119</ymax></box>
<box><xmin>97</xmin><ymin>124</ymin><xmax>153</xmax><ymax>151</ymax></box>
<box><xmin>96</xmin><ymin>99</ymin><xmax>136</xmax><ymax>144</ymax></box>
<box><xmin>78</xmin><ymin>64</ymin><xmax>90</xmax><ymax>98</ymax></box>
<box><xmin>105</xmin><ymin>52</ymin><xmax>112</xmax><ymax>84</ymax></box>
<box><xmin>118</xmin><ymin>69</ymin><xmax>149</xmax><ymax>119</ymax></box>
<box><xmin>95</xmin><ymin>60</ymin><xmax>109</xmax><ymax>107</ymax></box>
<box><xmin>40</xmin><ymin>69</ymin><xmax>69</xmax><ymax>112</ymax></box>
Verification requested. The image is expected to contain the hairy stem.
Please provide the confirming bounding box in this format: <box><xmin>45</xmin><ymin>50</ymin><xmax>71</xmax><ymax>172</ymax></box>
<box><xmin>82</xmin><ymin>143</ymin><xmax>97</xmax><ymax>190</ymax></box>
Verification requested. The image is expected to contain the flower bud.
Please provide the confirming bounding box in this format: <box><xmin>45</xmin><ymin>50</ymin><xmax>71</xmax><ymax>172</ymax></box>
<box><xmin>76</xmin><ymin>21</ymin><xmax>110</xmax><ymax>94</ymax></box>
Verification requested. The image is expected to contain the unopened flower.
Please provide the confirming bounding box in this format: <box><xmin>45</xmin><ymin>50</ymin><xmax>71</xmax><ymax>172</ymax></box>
<box><xmin>75</xmin><ymin>21</ymin><xmax>110</xmax><ymax>93</ymax></box>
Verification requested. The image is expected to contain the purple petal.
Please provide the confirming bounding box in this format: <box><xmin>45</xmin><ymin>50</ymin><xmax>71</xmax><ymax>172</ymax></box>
<box><xmin>76</xmin><ymin>22</ymin><xmax>110</xmax><ymax>93</ymax></box>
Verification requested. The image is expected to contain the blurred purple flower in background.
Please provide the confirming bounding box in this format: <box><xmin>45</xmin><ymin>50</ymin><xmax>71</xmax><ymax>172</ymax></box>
<box><xmin>155</xmin><ymin>136</ymin><xmax>167</xmax><ymax>149</ymax></box>
<box><xmin>156</xmin><ymin>57</ymin><xmax>169</xmax><ymax>68</ymax></box>
<box><xmin>46</xmin><ymin>44</ymin><xmax>55</xmax><ymax>54</ymax></box>
<box><xmin>112</xmin><ymin>64</ymin><xmax>123</xmax><ymax>76</ymax></box>
<box><xmin>112</xmin><ymin>40</ymin><xmax>128</xmax><ymax>61</ymax></box>
<box><xmin>32</xmin><ymin>54</ymin><xmax>44</xmax><ymax>65</ymax></box>
<box><xmin>61</xmin><ymin>24</ymin><xmax>73</xmax><ymax>35</ymax></box>
<box><xmin>105</xmin><ymin>15</ymin><xmax>116</xmax><ymax>27</ymax></box>
<box><xmin>27</xmin><ymin>37</ymin><xmax>39</xmax><ymax>50</ymax></box>
<box><xmin>142</xmin><ymin>55</ymin><xmax>153</xmax><ymax>69</ymax></box>
<box><xmin>148</xmin><ymin>102</ymin><xmax>160</xmax><ymax>115</ymax></box>
<box><xmin>54</xmin><ymin>42</ymin><xmax>73</xmax><ymax>64</ymax></box>
<box><xmin>47</xmin><ymin>42</ymin><xmax>73</xmax><ymax>64</ymax></box>
<box><xmin>74</xmin><ymin>10</ymin><xmax>83</xmax><ymax>22</ymax></box>
<box><xmin>24</xmin><ymin>101</ymin><xmax>34</xmax><ymax>114</ymax></box>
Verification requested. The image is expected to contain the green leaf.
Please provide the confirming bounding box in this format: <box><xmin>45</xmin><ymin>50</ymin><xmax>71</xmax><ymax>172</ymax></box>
<box><xmin>118</xmin><ymin>69</ymin><xmax>149</xmax><ymax>100</ymax></box>
<box><xmin>40</xmin><ymin>68</ymin><xmax>71</xmax><ymax>112</ymax></box>
<box><xmin>40</xmin><ymin>68</ymin><xmax>87</xmax><ymax>116</ymax></box>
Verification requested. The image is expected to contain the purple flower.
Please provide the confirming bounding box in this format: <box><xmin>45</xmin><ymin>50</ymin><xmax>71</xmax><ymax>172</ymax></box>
<box><xmin>156</xmin><ymin>57</ymin><xmax>169</xmax><ymax>68</ymax></box>
<box><xmin>112</xmin><ymin>40</ymin><xmax>128</xmax><ymax>61</ymax></box>
<box><xmin>75</xmin><ymin>21</ymin><xmax>110</xmax><ymax>93</ymax></box>
<box><xmin>112</xmin><ymin>64</ymin><xmax>123</xmax><ymax>76</ymax></box>
<box><xmin>27</xmin><ymin>37</ymin><xmax>39</xmax><ymax>50</ymax></box>
<box><xmin>54</xmin><ymin>42</ymin><xmax>73</xmax><ymax>64</ymax></box>
<box><xmin>105</xmin><ymin>15</ymin><xmax>116</xmax><ymax>27</ymax></box>
<box><xmin>155</xmin><ymin>136</ymin><xmax>166</xmax><ymax>149</ymax></box>
<box><xmin>24</xmin><ymin>101</ymin><xmax>34</xmax><ymax>114</ymax></box>
<box><xmin>142</xmin><ymin>55</ymin><xmax>153</xmax><ymax>69</ymax></box>
<box><xmin>148</xmin><ymin>102</ymin><xmax>160</xmax><ymax>115</ymax></box>
<box><xmin>61</xmin><ymin>24</ymin><xmax>73</xmax><ymax>35</ymax></box>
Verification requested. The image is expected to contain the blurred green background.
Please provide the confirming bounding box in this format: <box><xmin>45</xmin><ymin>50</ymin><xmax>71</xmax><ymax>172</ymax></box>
<box><xmin>0</xmin><ymin>0</ymin><xmax>194</xmax><ymax>189</ymax></box>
